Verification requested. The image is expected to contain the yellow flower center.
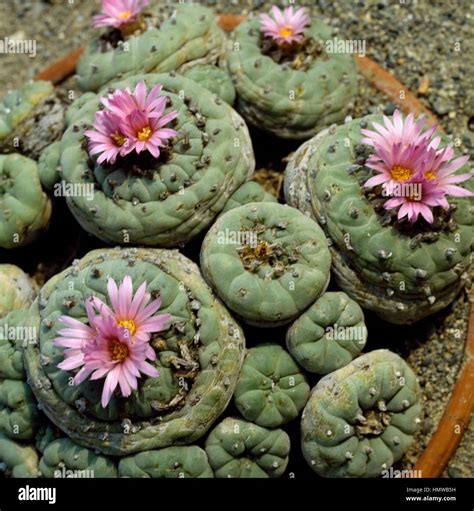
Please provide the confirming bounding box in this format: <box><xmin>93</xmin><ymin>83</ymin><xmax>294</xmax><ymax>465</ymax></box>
<box><xmin>424</xmin><ymin>170</ymin><xmax>436</xmax><ymax>180</ymax></box>
<box><xmin>109</xmin><ymin>339</ymin><xmax>129</xmax><ymax>361</ymax></box>
<box><xmin>390</xmin><ymin>165</ymin><xmax>412</xmax><ymax>181</ymax></box>
<box><xmin>117</xmin><ymin>319</ymin><xmax>137</xmax><ymax>336</ymax></box>
<box><xmin>118</xmin><ymin>10</ymin><xmax>133</xmax><ymax>20</ymax></box>
<box><xmin>279</xmin><ymin>26</ymin><xmax>294</xmax><ymax>38</ymax></box>
<box><xmin>137</xmin><ymin>126</ymin><xmax>152</xmax><ymax>141</ymax></box>
<box><xmin>111</xmin><ymin>132</ymin><xmax>126</xmax><ymax>147</ymax></box>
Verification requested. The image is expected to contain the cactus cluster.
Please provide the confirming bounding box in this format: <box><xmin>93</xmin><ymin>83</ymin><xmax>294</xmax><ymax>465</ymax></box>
<box><xmin>59</xmin><ymin>73</ymin><xmax>254</xmax><ymax>247</ymax></box>
<box><xmin>200</xmin><ymin>202</ymin><xmax>331</xmax><ymax>326</ymax></box>
<box><xmin>284</xmin><ymin>115</ymin><xmax>473</xmax><ymax>323</ymax></box>
<box><xmin>77</xmin><ymin>4</ymin><xmax>226</xmax><ymax>92</ymax></box>
<box><xmin>23</xmin><ymin>247</ymin><xmax>245</xmax><ymax>455</ymax></box>
<box><xmin>226</xmin><ymin>15</ymin><xmax>357</xmax><ymax>139</ymax></box>
<box><xmin>301</xmin><ymin>350</ymin><xmax>422</xmax><ymax>478</ymax></box>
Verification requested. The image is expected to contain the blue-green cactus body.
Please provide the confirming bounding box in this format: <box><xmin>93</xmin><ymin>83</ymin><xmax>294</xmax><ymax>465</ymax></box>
<box><xmin>227</xmin><ymin>16</ymin><xmax>357</xmax><ymax>139</ymax></box>
<box><xmin>0</xmin><ymin>433</ymin><xmax>39</xmax><ymax>477</ymax></box>
<box><xmin>301</xmin><ymin>350</ymin><xmax>422</xmax><ymax>477</ymax></box>
<box><xmin>23</xmin><ymin>248</ymin><xmax>245</xmax><ymax>456</ymax></box>
<box><xmin>286</xmin><ymin>292</ymin><xmax>367</xmax><ymax>375</ymax></box>
<box><xmin>284</xmin><ymin>115</ymin><xmax>474</xmax><ymax>323</ymax></box>
<box><xmin>220</xmin><ymin>181</ymin><xmax>277</xmax><ymax>215</ymax></box>
<box><xmin>234</xmin><ymin>344</ymin><xmax>309</xmax><ymax>427</ymax></box>
<box><xmin>60</xmin><ymin>73</ymin><xmax>254</xmax><ymax>247</ymax></box>
<box><xmin>200</xmin><ymin>202</ymin><xmax>331</xmax><ymax>326</ymax></box>
<box><xmin>183</xmin><ymin>65</ymin><xmax>236</xmax><ymax>105</ymax></box>
<box><xmin>77</xmin><ymin>4</ymin><xmax>226</xmax><ymax>92</ymax></box>
<box><xmin>119</xmin><ymin>446</ymin><xmax>214</xmax><ymax>478</ymax></box>
<box><xmin>205</xmin><ymin>417</ymin><xmax>290</xmax><ymax>478</ymax></box>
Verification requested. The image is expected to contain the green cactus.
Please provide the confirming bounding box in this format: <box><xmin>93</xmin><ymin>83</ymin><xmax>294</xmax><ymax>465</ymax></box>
<box><xmin>0</xmin><ymin>264</ymin><xmax>39</xmax><ymax>319</ymax></box>
<box><xmin>38</xmin><ymin>141</ymin><xmax>61</xmax><ymax>192</ymax></box>
<box><xmin>234</xmin><ymin>344</ymin><xmax>309</xmax><ymax>428</ymax></box>
<box><xmin>76</xmin><ymin>4</ymin><xmax>226</xmax><ymax>92</ymax></box>
<box><xmin>284</xmin><ymin>115</ymin><xmax>474</xmax><ymax>324</ymax></box>
<box><xmin>0</xmin><ymin>153</ymin><xmax>52</xmax><ymax>249</ymax></box>
<box><xmin>301</xmin><ymin>350</ymin><xmax>422</xmax><ymax>478</ymax></box>
<box><xmin>286</xmin><ymin>292</ymin><xmax>367</xmax><ymax>375</ymax></box>
<box><xmin>0</xmin><ymin>379</ymin><xmax>42</xmax><ymax>440</ymax></box>
<box><xmin>0</xmin><ymin>310</ymin><xmax>30</xmax><ymax>380</ymax></box>
<box><xmin>182</xmin><ymin>65</ymin><xmax>236</xmax><ymax>105</ymax></box>
<box><xmin>39</xmin><ymin>438</ymin><xmax>118</xmax><ymax>478</ymax></box>
<box><xmin>220</xmin><ymin>181</ymin><xmax>277</xmax><ymax>215</ymax></box>
<box><xmin>59</xmin><ymin>73</ymin><xmax>254</xmax><ymax>247</ymax></box>
<box><xmin>0</xmin><ymin>80</ymin><xmax>65</xmax><ymax>160</ymax></box>
<box><xmin>0</xmin><ymin>433</ymin><xmax>39</xmax><ymax>477</ymax></box>
<box><xmin>200</xmin><ymin>202</ymin><xmax>331</xmax><ymax>326</ymax></box>
<box><xmin>119</xmin><ymin>446</ymin><xmax>214</xmax><ymax>478</ymax></box>
<box><xmin>23</xmin><ymin>247</ymin><xmax>245</xmax><ymax>456</ymax></box>
<box><xmin>35</xmin><ymin>424</ymin><xmax>61</xmax><ymax>454</ymax></box>
<box><xmin>205</xmin><ymin>417</ymin><xmax>290</xmax><ymax>478</ymax></box>
<box><xmin>226</xmin><ymin>15</ymin><xmax>357</xmax><ymax>139</ymax></box>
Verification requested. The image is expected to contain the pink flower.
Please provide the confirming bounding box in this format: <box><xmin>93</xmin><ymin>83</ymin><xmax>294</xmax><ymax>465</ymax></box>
<box><xmin>383</xmin><ymin>173</ymin><xmax>449</xmax><ymax>224</ymax></box>
<box><xmin>260</xmin><ymin>6</ymin><xmax>311</xmax><ymax>44</ymax></box>
<box><xmin>85</xmin><ymin>81</ymin><xmax>178</xmax><ymax>163</ymax></box>
<box><xmin>85</xmin><ymin>110</ymin><xmax>129</xmax><ymax>165</ymax></box>
<box><xmin>101</xmin><ymin>81</ymin><xmax>167</xmax><ymax>120</ymax></box>
<box><xmin>92</xmin><ymin>276</ymin><xmax>172</xmax><ymax>343</ymax></box>
<box><xmin>362</xmin><ymin>110</ymin><xmax>437</xmax><ymax>151</ymax></box>
<box><xmin>76</xmin><ymin>315</ymin><xmax>159</xmax><ymax>407</ymax></box>
<box><xmin>93</xmin><ymin>0</ymin><xmax>149</xmax><ymax>29</ymax></box>
<box><xmin>121</xmin><ymin>109</ymin><xmax>177</xmax><ymax>158</ymax></box>
<box><xmin>53</xmin><ymin>299</ymin><xmax>100</xmax><ymax>375</ymax></box>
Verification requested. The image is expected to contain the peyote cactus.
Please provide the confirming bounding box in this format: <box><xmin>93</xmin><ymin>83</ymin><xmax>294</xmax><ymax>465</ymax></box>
<box><xmin>76</xmin><ymin>4</ymin><xmax>226</xmax><ymax>92</ymax></box>
<box><xmin>38</xmin><ymin>141</ymin><xmax>62</xmax><ymax>192</ymax></box>
<box><xmin>0</xmin><ymin>80</ymin><xmax>66</xmax><ymax>160</ymax></box>
<box><xmin>182</xmin><ymin>65</ymin><xmax>236</xmax><ymax>106</ymax></box>
<box><xmin>220</xmin><ymin>180</ymin><xmax>277</xmax><ymax>215</ymax></box>
<box><xmin>234</xmin><ymin>344</ymin><xmax>310</xmax><ymax>428</ymax></box>
<box><xmin>0</xmin><ymin>433</ymin><xmax>39</xmax><ymax>477</ymax></box>
<box><xmin>301</xmin><ymin>350</ymin><xmax>422</xmax><ymax>478</ymax></box>
<box><xmin>226</xmin><ymin>8</ymin><xmax>357</xmax><ymax>139</ymax></box>
<box><xmin>284</xmin><ymin>114</ymin><xmax>474</xmax><ymax>324</ymax></box>
<box><xmin>286</xmin><ymin>292</ymin><xmax>367</xmax><ymax>375</ymax></box>
<box><xmin>39</xmin><ymin>438</ymin><xmax>118</xmax><ymax>478</ymax></box>
<box><xmin>23</xmin><ymin>247</ymin><xmax>245</xmax><ymax>455</ymax></box>
<box><xmin>205</xmin><ymin>417</ymin><xmax>290</xmax><ymax>478</ymax></box>
<box><xmin>0</xmin><ymin>379</ymin><xmax>42</xmax><ymax>440</ymax></box>
<box><xmin>0</xmin><ymin>153</ymin><xmax>52</xmax><ymax>249</ymax></box>
<box><xmin>59</xmin><ymin>73</ymin><xmax>254</xmax><ymax>247</ymax></box>
<box><xmin>0</xmin><ymin>310</ymin><xmax>29</xmax><ymax>380</ymax></box>
<box><xmin>0</xmin><ymin>264</ymin><xmax>39</xmax><ymax>319</ymax></box>
<box><xmin>200</xmin><ymin>202</ymin><xmax>331</xmax><ymax>326</ymax></box>
<box><xmin>119</xmin><ymin>446</ymin><xmax>214</xmax><ymax>478</ymax></box>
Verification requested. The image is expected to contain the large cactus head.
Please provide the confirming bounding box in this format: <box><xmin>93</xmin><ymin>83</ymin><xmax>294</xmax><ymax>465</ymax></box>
<box><xmin>23</xmin><ymin>247</ymin><xmax>245</xmax><ymax>455</ymax></box>
<box><xmin>0</xmin><ymin>265</ymin><xmax>38</xmax><ymax>319</ymax></box>
<box><xmin>226</xmin><ymin>9</ymin><xmax>357</xmax><ymax>139</ymax></box>
<box><xmin>285</xmin><ymin>113</ymin><xmax>473</xmax><ymax>323</ymax></box>
<box><xmin>77</xmin><ymin>3</ymin><xmax>226</xmax><ymax>92</ymax></box>
<box><xmin>59</xmin><ymin>73</ymin><xmax>254</xmax><ymax>247</ymax></box>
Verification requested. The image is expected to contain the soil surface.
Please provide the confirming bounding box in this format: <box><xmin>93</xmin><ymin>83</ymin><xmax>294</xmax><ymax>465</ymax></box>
<box><xmin>0</xmin><ymin>0</ymin><xmax>472</xmax><ymax>478</ymax></box>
